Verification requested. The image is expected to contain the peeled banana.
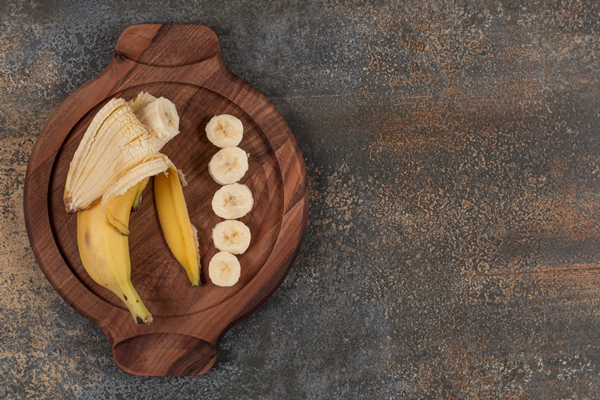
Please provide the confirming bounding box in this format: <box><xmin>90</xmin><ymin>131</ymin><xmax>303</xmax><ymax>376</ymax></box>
<box><xmin>211</xmin><ymin>183</ymin><xmax>254</xmax><ymax>219</ymax></box>
<box><xmin>205</xmin><ymin>114</ymin><xmax>244</xmax><ymax>148</ymax></box>
<box><xmin>66</xmin><ymin>92</ymin><xmax>207</xmax><ymax>323</ymax></box>
<box><xmin>208</xmin><ymin>146</ymin><xmax>249</xmax><ymax>185</ymax></box>
<box><xmin>212</xmin><ymin>220</ymin><xmax>251</xmax><ymax>254</ymax></box>
<box><xmin>208</xmin><ymin>251</ymin><xmax>241</xmax><ymax>287</ymax></box>
<box><xmin>77</xmin><ymin>181</ymin><xmax>153</xmax><ymax>324</ymax></box>
<box><xmin>67</xmin><ymin>93</ymin><xmax>259</xmax><ymax>323</ymax></box>
<box><xmin>154</xmin><ymin>166</ymin><xmax>201</xmax><ymax>286</ymax></box>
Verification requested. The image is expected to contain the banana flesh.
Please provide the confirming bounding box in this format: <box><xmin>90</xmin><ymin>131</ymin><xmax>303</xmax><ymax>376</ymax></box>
<box><xmin>205</xmin><ymin>114</ymin><xmax>255</xmax><ymax>286</ymax></box>
<box><xmin>154</xmin><ymin>166</ymin><xmax>201</xmax><ymax>286</ymax></box>
<box><xmin>77</xmin><ymin>182</ymin><xmax>153</xmax><ymax>324</ymax></box>
<box><xmin>211</xmin><ymin>183</ymin><xmax>254</xmax><ymax>219</ymax></box>
<box><xmin>212</xmin><ymin>220</ymin><xmax>251</xmax><ymax>254</ymax></box>
<box><xmin>208</xmin><ymin>251</ymin><xmax>241</xmax><ymax>287</ymax></box>
<box><xmin>208</xmin><ymin>146</ymin><xmax>249</xmax><ymax>185</ymax></box>
<box><xmin>205</xmin><ymin>114</ymin><xmax>244</xmax><ymax>148</ymax></box>
<box><xmin>136</xmin><ymin>97</ymin><xmax>180</xmax><ymax>149</ymax></box>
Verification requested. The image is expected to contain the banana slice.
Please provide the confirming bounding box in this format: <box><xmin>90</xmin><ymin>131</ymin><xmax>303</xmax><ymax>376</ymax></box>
<box><xmin>211</xmin><ymin>183</ymin><xmax>254</xmax><ymax>219</ymax></box>
<box><xmin>212</xmin><ymin>220</ymin><xmax>251</xmax><ymax>254</ymax></box>
<box><xmin>208</xmin><ymin>147</ymin><xmax>249</xmax><ymax>185</ymax></box>
<box><xmin>205</xmin><ymin>114</ymin><xmax>243</xmax><ymax>148</ymax></box>
<box><xmin>208</xmin><ymin>251</ymin><xmax>241</xmax><ymax>287</ymax></box>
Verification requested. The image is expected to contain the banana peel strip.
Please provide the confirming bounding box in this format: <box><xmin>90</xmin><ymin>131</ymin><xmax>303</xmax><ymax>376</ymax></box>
<box><xmin>100</xmin><ymin>154</ymin><xmax>176</xmax><ymax>211</ymax></box>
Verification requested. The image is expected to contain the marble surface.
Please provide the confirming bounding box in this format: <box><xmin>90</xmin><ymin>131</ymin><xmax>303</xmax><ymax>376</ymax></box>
<box><xmin>2</xmin><ymin>0</ymin><xmax>600</xmax><ymax>398</ymax></box>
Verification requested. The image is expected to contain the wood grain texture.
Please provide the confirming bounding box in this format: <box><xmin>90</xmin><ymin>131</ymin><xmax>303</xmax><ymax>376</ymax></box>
<box><xmin>23</xmin><ymin>24</ymin><xmax>308</xmax><ymax>376</ymax></box>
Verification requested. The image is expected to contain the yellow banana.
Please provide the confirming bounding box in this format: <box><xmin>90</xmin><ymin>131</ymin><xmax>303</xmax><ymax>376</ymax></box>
<box><xmin>77</xmin><ymin>181</ymin><xmax>153</xmax><ymax>324</ymax></box>
<box><xmin>154</xmin><ymin>167</ymin><xmax>201</xmax><ymax>286</ymax></box>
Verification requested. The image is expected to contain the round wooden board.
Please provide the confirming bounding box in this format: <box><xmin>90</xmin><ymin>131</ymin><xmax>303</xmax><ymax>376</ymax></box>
<box><xmin>23</xmin><ymin>24</ymin><xmax>308</xmax><ymax>376</ymax></box>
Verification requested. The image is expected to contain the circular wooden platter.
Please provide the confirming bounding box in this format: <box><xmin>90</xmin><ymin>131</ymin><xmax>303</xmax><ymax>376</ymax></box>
<box><xmin>23</xmin><ymin>24</ymin><xmax>308</xmax><ymax>376</ymax></box>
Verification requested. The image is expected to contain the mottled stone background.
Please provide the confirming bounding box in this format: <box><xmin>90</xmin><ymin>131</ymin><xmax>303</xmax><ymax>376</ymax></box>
<box><xmin>2</xmin><ymin>0</ymin><xmax>600</xmax><ymax>398</ymax></box>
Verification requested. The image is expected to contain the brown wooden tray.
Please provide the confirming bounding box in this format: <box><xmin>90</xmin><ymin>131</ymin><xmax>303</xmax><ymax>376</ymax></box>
<box><xmin>23</xmin><ymin>24</ymin><xmax>308</xmax><ymax>376</ymax></box>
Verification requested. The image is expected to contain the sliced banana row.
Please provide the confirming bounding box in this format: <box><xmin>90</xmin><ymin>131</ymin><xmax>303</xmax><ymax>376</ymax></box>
<box><xmin>205</xmin><ymin>114</ymin><xmax>254</xmax><ymax>287</ymax></box>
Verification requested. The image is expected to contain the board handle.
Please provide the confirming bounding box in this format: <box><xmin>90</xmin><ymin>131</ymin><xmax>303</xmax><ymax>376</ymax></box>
<box><xmin>115</xmin><ymin>24</ymin><xmax>221</xmax><ymax>67</ymax></box>
<box><xmin>112</xmin><ymin>331</ymin><xmax>218</xmax><ymax>376</ymax></box>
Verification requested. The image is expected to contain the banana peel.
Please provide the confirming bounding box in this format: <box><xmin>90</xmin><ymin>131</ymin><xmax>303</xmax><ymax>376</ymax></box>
<box><xmin>67</xmin><ymin>92</ymin><xmax>202</xmax><ymax>324</ymax></box>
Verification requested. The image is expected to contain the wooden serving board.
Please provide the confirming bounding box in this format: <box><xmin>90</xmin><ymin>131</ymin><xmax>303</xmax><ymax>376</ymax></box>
<box><xmin>23</xmin><ymin>24</ymin><xmax>308</xmax><ymax>376</ymax></box>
